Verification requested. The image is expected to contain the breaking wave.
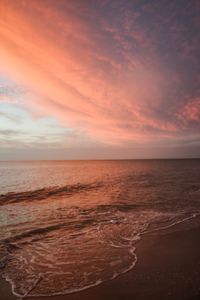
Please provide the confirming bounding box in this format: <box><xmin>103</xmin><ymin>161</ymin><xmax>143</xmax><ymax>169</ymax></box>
<box><xmin>0</xmin><ymin>182</ymin><xmax>103</xmax><ymax>206</ymax></box>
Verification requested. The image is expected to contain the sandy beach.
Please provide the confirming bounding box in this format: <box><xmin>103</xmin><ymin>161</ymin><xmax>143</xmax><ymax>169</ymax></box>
<box><xmin>1</xmin><ymin>216</ymin><xmax>200</xmax><ymax>300</ymax></box>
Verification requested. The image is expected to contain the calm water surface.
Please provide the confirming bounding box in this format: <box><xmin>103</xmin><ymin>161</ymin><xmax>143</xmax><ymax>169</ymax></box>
<box><xmin>0</xmin><ymin>160</ymin><xmax>200</xmax><ymax>298</ymax></box>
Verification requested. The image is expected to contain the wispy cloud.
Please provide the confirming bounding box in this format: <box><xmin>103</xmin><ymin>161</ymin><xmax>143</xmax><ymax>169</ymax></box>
<box><xmin>0</xmin><ymin>0</ymin><xmax>200</xmax><ymax>157</ymax></box>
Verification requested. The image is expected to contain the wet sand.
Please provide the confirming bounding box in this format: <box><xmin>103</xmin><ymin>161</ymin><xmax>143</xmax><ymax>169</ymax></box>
<box><xmin>1</xmin><ymin>216</ymin><xmax>200</xmax><ymax>300</ymax></box>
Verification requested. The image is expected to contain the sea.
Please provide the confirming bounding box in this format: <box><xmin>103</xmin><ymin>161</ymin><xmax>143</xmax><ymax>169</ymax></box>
<box><xmin>0</xmin><ymin>159</ymin><xmax>200</xmax><ymax>298</ymax></box>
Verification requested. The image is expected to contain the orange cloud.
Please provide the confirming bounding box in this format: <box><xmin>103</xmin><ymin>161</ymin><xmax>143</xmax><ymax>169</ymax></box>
<box><xmin>0</xmin><ymin>0</ymin><xmax>199</xmax><ymax>147</ymax></box>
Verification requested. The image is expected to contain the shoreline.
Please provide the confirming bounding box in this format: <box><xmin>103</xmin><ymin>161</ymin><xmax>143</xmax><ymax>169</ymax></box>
<box><xmin>1</xmin><ymin>215</ymin><xmax>200</xmax><ymax>300</ymax></box>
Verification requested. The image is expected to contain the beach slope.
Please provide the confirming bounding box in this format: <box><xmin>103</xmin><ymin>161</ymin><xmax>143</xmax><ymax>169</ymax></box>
<box><xmin>1</xmin><ymin>217</ymin><xmax>200</xmax><ymax>300</ymax></box>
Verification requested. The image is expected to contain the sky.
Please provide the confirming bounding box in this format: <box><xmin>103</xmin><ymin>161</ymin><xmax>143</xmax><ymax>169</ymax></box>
<box><xmin>0</xmin><ymin>0</ymin><xmax>200</xmax><ymax>160</ymax></box>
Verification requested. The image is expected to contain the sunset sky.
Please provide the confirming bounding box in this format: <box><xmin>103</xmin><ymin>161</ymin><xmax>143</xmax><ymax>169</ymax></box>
<box><xmin>0</xmin><ymin>0</ymin><xmax>200</xmax><ymax>159</ymax></box>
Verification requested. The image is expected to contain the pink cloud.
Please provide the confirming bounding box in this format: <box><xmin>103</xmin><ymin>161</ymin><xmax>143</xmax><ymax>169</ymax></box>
<box><xmin>0</xmin><ymin>0</ymin><xmax>199</xmax><ymax>148</ymax></box>
<box><xmin>180</xmin><ymin>98</ymin><xmax>200</xmax><ymax>122</ymax></box>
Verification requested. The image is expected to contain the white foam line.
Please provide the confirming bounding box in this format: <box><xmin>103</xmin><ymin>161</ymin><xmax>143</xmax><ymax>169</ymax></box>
<box><xmin>111</xmin><ymin>247</ymin><xmax>138</xmax><ymax>280</ymax></box>
<box><xmin>2</xmin><ymin>212</ymin><xmax>200</xmax><ymax>299</ymax></box>
<box><xmin>20</xmin><ymin>278</ymin><xmax>104</xmax><ymax>298</ymax></box>
<box><xmin>18</xmin><ymin>275</ymin><xmax>43</xmax><ymax>300</ymax></box>
<box><xmin>2</xmin><ymin>274</ymin><xmax>25</xmax><ymax>299</ymax></box>
<box><xmin>2</xmin><ymin>272</ymin><xmax>43</xmax><ymax>300</ymax></box>
<box><xmin>2</xmin><ymin>269</ymin><xmax>105</xmax><ymax>299</ymax></box>
<box><xmin>6</xmin><ymin>246</ymin><xmax>139</xmax><ymax>299</ymax></box>
<box><xmin>143</xmin><ymin>212</ymin><xmax>200</xmax><ymax>235</ymax></box>
<box><xmin>23</xmin><ymin>257</ymin><xmax>139</xmax><ymax>298</ymax></box>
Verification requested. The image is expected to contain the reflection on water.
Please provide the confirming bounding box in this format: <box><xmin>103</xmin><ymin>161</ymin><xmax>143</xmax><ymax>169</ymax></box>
<box><xmin>0</xmin><ymin>160</ymin><xmax>200</xmax><ymax>297</ymax></box>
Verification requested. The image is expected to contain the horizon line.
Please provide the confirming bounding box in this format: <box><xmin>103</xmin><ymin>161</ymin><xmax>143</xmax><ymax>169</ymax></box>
<box><xmin>1</xmin><ymin>158</ymin><xmax>200</xmax><ymax>162</ymax></box>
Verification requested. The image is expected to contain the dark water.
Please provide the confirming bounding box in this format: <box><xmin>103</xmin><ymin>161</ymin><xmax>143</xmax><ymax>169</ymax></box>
<box><xmin>0</xmin><ymin>160</ymin><xmax>200</xmax><ymax>298</ymax></box>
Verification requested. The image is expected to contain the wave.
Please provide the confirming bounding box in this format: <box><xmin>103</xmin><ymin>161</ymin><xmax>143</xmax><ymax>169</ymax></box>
<box><xmin>1</xmin><ymin>204</ymin><xmax>143</xmax><ymax>246</ymax></box>
<box><xmin>0</xmin><ymin>182</ymin><xmax>103</xmax><ymax>206</ymax></box>
<box><xmin>2</xmin><ymin>211</ymin><xmax>199</xmax><ymax>299</ymax></box>
<box><xmin>1</xmin><ymin>184</ymin><xmax>200</xmax><ymax>299</ymax></box>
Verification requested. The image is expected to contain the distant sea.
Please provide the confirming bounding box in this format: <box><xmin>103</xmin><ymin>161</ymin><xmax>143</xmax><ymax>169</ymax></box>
<box><xmin>0</xmin><ymin>160</ymin><xmax>200</xmax><ymax>298</ymax></box>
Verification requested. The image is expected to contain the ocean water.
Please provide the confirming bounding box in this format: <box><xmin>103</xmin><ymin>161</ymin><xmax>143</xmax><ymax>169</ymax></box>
<box><xmin>0</xmin><ymin>159</ymin><xmax>200</xmax><ymax>298</ymax></box>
